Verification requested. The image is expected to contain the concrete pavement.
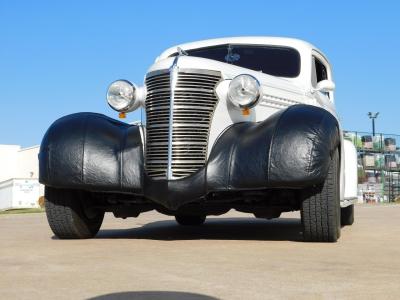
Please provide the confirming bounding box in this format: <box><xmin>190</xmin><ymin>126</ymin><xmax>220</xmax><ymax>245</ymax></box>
<box><xmin>1</xmin><ymin>204</ymin><xmax>399</xmax><ymax>299</ymax></box>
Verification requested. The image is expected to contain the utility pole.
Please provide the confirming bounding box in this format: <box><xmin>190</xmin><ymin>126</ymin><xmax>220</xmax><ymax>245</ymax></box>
<box><xmin>368</xmin><ymin>112</ymin><xmax>379</xmax><ymax>136</ymax></box>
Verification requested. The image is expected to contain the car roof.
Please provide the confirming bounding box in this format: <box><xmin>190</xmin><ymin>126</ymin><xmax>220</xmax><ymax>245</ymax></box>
<box><xmin>158</xmin><ymin>36</ymin><xmax>326</xmax><ymax>61</ymax></box>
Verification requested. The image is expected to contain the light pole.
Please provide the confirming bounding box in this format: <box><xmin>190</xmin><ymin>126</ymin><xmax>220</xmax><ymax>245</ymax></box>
<box><xmin>368</xmin><ymin>112</ymin><xmax>379</xmax><ymax>136</ymax></box>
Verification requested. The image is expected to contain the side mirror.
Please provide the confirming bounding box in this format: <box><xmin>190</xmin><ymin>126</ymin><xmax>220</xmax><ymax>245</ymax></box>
<box><xmin>313</xmin><ymin>80</ymin><xmax>335</xmax><ymax>93</ymax></box>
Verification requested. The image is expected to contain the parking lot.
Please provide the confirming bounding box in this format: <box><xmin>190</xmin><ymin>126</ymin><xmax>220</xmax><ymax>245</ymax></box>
<box><xmin>1</xmin><ymin>204</ymin><xmax>399</xmax><ymax>299</ymax></box>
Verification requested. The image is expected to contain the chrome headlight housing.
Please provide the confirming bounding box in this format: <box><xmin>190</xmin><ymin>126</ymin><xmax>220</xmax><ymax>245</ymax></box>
<box><xmin>107</xmin><ymin>80</ymin><xmax>139</xmax><ymax>112</ymax></box>
<box><xmin>227</xmin><ymin>74</ymin><xmax>261</xmax><ymax>108</ymax></box>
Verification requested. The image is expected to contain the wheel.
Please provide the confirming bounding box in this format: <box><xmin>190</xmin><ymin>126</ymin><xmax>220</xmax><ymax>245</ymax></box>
<box><xmin>341</xmin><ymin>204</ymin><xmax>354</xmax><ymax>226</ymax></box>
<box><xmin>45</xmin><ymin>187</ymin><xmax>104</xmax><ymax>239</ymax></box>
<box><xmin>301</xmin><ymin>149</ymin><xmax>341</xmax><ymax>242</ymax></box>
<box><xmin>175</xmin><ymin>215</ymin><xmax>206</xmax><ymax>226</ymax></box>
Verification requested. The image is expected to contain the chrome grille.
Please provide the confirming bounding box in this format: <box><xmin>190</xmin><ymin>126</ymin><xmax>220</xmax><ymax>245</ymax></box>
<box><xmin>145</xmin><ymin>68</ymin><xmax>221</xmax><ymax>179</ymax></box>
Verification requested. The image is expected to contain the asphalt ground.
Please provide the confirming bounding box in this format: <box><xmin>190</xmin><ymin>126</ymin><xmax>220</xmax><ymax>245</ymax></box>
<box><xmin>1</xmin><ymin>204</ymin><xmax>399</xmax><ymax>299</ymax></box>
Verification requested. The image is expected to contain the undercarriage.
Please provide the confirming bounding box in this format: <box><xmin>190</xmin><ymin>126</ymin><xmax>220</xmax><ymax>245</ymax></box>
<box><xmin>87</xmin><ymin>189</ymin><xmax>300</xmax><ymax>219</ymax></box>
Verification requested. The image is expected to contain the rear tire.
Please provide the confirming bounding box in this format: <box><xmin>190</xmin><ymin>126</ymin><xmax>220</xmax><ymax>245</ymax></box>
<box><xmin>175</xmin><ymin>215</ymin><xmax>206</xmax><ymax>226</ymax></box>
<box><xmin>301</xmin><ymin>149</ymin><xmax>341</xmax><ymax>242</ymax></box>
<box><xmin>45</xmin><ymin>187</ymin><xmax>104</xmax><ymax>239</ymax></box>
<box><xmin>341</xmin><ymin>204</ymin><xmax>354</xmax><ymax>226</ymax></box>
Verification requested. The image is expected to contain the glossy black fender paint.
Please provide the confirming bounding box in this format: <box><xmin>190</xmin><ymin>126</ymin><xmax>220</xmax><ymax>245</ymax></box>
<box><xmin>39</xmin><ymin>105</ymin><xmax>340</xmax><ymax>210</ymax></box>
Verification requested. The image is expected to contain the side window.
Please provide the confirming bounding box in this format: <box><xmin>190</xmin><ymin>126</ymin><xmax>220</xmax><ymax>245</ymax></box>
<box><xmin>315</xmin><ymin>58</ymin><xmax>328</xmax><ymax>82</ymax></box>
<box><xmin>312</xmin><ymin>56</ymin><xmax>330</xmax><ymax>97</ymax></box>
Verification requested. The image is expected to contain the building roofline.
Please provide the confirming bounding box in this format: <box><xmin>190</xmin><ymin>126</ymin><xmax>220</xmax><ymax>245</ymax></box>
<box><xmin>19</xmin><ymin>145</ymin><xmax>40</xmax><ymax>152</ymax></box>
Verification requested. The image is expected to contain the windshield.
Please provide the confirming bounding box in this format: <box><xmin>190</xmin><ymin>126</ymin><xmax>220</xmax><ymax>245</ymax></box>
<box><xmin>170</xmin><ymin>44</ymin><xmax>301</xmax><ymax>78</ymax></box>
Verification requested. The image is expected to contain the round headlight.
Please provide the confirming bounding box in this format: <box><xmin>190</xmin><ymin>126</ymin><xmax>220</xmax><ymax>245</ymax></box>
<box><xmin>106</xmin><ymin>80</ymin><xmax>137</xmax><ymax>112</ymax></box>
<box><xmin>227</xmin><ymin>74</ymin><xmax>261</xmax><ymax>108</ymax></box>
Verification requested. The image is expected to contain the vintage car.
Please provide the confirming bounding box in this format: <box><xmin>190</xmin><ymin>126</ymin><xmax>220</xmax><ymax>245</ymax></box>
<box><xmin>39</xmin><ymin>37</ymin><xmax>358</xmax><ymax>242</ymax></box>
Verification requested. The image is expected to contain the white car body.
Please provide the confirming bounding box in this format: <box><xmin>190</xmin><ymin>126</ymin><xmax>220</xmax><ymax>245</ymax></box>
<box><xmin>39</xmin><ymin>36</ymin><xmax>357</xmax><ymax>241</ymax></box>
<box><xmin>141</xmin><ymin>37</ymin><xmax>357</xmax><ymax>206</ymax></box>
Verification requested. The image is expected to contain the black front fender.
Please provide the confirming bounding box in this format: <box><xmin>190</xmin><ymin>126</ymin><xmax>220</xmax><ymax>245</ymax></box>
<box><xmin>39</xmin><ymin>105</ymin><xmax>340</xmax><ymax>210</ymax></box>
<box><xmin>206</xmin><ymin>104</ymin><xmax>340</xmax><ymax>190</ymax></box>
<box><xmin>39</xmin><ymin>112</ymin><xmax>144</xmax><ymax>193</ymax></box>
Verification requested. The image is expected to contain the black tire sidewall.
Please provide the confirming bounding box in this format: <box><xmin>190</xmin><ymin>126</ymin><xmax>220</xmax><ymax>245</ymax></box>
<box><xmin>45</xmin><ymin>187</ymin><xmax>104</xmax><ymax>239</ymax></box>
<box><xmin>301</xmin><ymin>148</ymin><xmax>341</xmax><ymax>242</ymax></box>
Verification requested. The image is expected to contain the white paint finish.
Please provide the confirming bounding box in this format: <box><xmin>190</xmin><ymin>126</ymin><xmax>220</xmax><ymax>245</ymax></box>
<box><xmin>157</xmin><ymin>36</ymin><xmax>321</xmax><ymax>88</ymax></box>
<box><xmin>339</xmin><ymin>133</ymin><xmax>346</xmax><ymax>201</ymax></box>
<box><xmin>148</xmin><ymin>55</ymin><xmax>307</xmax><ymax>93</ymax></box>
<box><xmin>147</xmin><ymin>56</ymin><xmax>312</xmax><ymax>156</ymax></box>
<box><xmin>311</xmin><ymin>49</ymin><xmax>335</xmax><ymax>103</ymax></box>
<box><xmin>208</xmin><ymin>80</ymin><xmax>307</xmax><ymax>156</ymax></box>
<box><xmin>343</xmin><ymin>139</ymin><xmax>358</xmax><ymax>204</ymax></box>
<box><xmin>142</xmin><ymin>36</ymin><xmax>357</xmax><ymax>200</ymax></box>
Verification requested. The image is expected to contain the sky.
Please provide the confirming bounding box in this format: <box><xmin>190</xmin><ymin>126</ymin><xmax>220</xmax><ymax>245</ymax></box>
<box><xmin>1</xmin><ymin>0</ymin><xmax>399</xmax><ymax>147</ymax></box>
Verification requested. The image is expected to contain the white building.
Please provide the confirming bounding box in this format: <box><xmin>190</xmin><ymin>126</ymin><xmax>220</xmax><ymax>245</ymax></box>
<box><xmin>0</xmin><ymin>145</ymin><xmax>44</xmax><ymax>210</ymax></box>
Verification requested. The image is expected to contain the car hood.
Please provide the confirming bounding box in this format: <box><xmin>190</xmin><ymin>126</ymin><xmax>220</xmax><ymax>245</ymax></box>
<box><xmin>146</xmin><ymin>56</ymin><xmax>305</xmax><ymax>95</ymax></box>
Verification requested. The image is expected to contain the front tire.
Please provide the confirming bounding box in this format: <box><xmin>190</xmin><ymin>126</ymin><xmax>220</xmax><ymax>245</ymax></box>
<box><xmin>301</xmin><ymin>149</ymin><xmax>341</xmax><ymax>242</ymax></box>
<box><xmin>45</xmin><ymin>187</ymin><xmax>104</xmax><ymax>239</ymax></box>
<box><xmin>175</xmin><ymin>215</ymin><xmax>206</xmax><ymax>226</ymax></box>
<box><xmin>341</xmin><ymin>204</ymin><xmax>354</xmax><ymax>226</ymax></box>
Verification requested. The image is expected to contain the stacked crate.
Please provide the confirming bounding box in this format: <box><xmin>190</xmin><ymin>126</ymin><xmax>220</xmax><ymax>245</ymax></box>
<box><xmin>345</xmin><ymin>131</ymin><xmax>400</xmax><ymax>202</ymax></box>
